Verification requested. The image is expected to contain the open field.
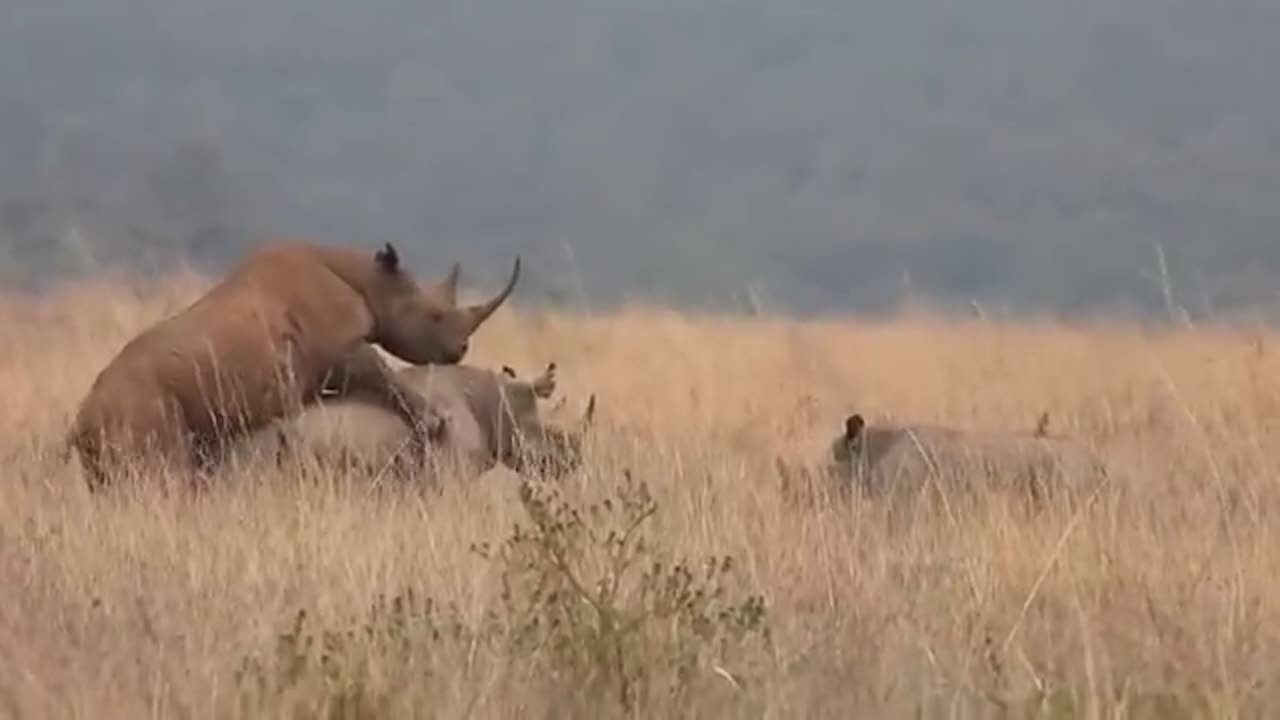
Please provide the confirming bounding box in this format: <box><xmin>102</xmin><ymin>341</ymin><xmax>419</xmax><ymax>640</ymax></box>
<box><xmin>3</xmin><ymin>275</ymin><xmax>1280</xmax><ymax>718</ymax></box>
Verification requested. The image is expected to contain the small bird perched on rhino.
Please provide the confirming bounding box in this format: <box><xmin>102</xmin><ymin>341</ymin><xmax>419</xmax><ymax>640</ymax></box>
<box><xmin>777</xmin><ymin>410</ymin><xmax>1109</xmax><ymax>509</ymax></box>
<box><xmin>67</xmin><ymin>240</ymin><xmax>521</xmax><ymax>489</ymax></box>
<box><xmin>232</xmin><ymin>361</ymin><xmax>597</xmax><ymax>485</ymax></box>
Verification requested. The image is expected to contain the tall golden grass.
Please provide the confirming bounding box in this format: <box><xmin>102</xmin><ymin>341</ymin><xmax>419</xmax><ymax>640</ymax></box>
<box><xmin>2</xmin><ymin>273</ymin><xmax>1280</xmax><ymax>718</ymax></box>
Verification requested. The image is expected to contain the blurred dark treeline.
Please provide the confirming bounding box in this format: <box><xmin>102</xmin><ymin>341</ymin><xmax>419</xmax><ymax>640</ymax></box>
<box><xmin>1</xmin><ymin>0</ymin><xmax>1278</xmax><ymax>319</ymax></box>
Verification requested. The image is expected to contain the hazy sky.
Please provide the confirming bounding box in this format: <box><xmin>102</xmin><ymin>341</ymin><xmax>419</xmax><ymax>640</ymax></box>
<box><xmin>2</xmin><ymin>0</ymin><xmax>1278</xmax><ymax>316</ymax></box>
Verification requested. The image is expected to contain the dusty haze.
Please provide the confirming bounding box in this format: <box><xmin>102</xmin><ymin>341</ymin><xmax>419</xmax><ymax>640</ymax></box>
<box><xmin>2</xmin><ymin>0</ymin><xmax>1279</xmax><ymax>318</ymax></box>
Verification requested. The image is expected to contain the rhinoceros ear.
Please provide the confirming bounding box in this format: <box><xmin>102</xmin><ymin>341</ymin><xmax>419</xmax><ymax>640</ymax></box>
<box><xmin>844</xmin><ymin>413</ymin><xmax>865</xmax><ymax>441</ymax></box>
<box><xmin>501</xmin><ymin>365</ymin><xmax>517</xmax><ymax>378</ymax></box>
<box><xmin>531</xmin><ymin>362</ymin><xmax>557</xmax><ymax>398</ymax></box>
<box><xmin>375</xmin><ymin>243</ymin><xmax>400</xmax><ymax>273</ymax></box>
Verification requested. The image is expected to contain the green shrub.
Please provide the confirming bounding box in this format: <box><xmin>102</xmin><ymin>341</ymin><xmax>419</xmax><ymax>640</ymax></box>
<box><xmin>236</xmin><ymin>472</ymin><xmax>772</xmax><ymax>718</ymax></box>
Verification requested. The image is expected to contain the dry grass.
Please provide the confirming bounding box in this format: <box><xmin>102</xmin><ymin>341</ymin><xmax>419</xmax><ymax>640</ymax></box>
<box><xmin>3</xmin><ymin>274</ymin><xmax>1280</xmax><ymax>718</ymax></box>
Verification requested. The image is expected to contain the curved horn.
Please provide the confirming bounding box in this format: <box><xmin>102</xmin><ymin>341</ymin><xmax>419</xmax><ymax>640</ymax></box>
<box><xmin>437</xmin><ymin>262</ymin><xmax>462</xmax><ymax>305</ymax></box>
<box><xmin>467</xmin><ymin>257</ymin><xmax>521</xmax><ymax>331</ymax></box>
<box><xmin>580</xmin><ymin>394</ymin><xmax>597</xmax><ymax>430</ymax></box>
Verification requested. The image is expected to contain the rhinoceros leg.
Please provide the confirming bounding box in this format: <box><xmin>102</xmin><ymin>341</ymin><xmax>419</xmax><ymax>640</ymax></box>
<box><xmin>321</xmin><ymin>343</ymin><xmax>447</xmax><ymax>473</ymax></box>
<box><xmin>73</xmin><ymin>394</ymin><xmax>205</xmax><ymax>492</ymax></box>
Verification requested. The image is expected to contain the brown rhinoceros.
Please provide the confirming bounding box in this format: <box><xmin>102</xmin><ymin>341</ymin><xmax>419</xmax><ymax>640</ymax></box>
<box><xmin>67</xmin><ymin>240</ymin><xmax>520</xmax><ymax>488</ymax></box>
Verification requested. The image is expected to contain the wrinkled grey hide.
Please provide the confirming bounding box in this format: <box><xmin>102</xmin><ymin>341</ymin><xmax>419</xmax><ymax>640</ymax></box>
<box><xmin>778</xmin><ymin>412</ymin><xmax>1108</xmax><ymax>507</ymax></box>
<box><xmin>231</xmin><ymin>362</ymin><xmax>595</xmax><ymax>483</ymax></box>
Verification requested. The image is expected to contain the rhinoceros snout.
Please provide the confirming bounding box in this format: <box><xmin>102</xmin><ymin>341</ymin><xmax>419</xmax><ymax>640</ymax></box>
<box><xmin>441</xmin><ymin>341</ymin><xmax>468</xmax><ymax>365</ymax></box>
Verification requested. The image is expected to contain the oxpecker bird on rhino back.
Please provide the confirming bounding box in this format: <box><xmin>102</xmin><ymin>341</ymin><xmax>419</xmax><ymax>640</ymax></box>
<box><xmin>67</xmin><ymin>240</ymin><xmax>521</xmax><ymax>489</ymax></box>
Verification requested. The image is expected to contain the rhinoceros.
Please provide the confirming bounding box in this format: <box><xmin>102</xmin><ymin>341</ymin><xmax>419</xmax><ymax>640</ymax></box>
<box><xmin>68</xmin><ymin>240</ymin><xmax>521</xmax><ymax>489</ymax></box>
<box><xmin>233</xmin><ymin>361</ymin><xmax>596</xmax><ymax>485</ymax></box>
<box><xmin>778</xmin><ymin>411</ymin><xmax>1109</xmax><ymax>508</ymax></box>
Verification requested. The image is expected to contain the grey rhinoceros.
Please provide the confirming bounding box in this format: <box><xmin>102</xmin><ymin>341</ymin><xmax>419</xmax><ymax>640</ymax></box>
<box><xmin>777</xmin><ymin>410</ymin><xmax>1109</xmax><ymax>508</ymax></box>
<box><xmin>232</xmin><ymin>361</ymin><xmax>595</xmax><ymax>485</ymax></box>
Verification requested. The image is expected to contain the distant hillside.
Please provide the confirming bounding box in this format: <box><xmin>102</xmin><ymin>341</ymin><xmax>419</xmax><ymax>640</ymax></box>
<box><xmin>2</xmin><ymin>0</ymin><xmax>1278</xmax><ymax>319</ymax></box>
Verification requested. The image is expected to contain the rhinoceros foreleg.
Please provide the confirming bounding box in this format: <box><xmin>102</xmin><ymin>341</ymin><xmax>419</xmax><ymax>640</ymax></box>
<box><xmin>321</xmin><ymin>344</ymin><xmax>447</xmax><ymax>472</ymax></box>
<box><xmin>72</xmin><ymin>394</ymin><xmax>205</xmax><ymax>492</ymax></box>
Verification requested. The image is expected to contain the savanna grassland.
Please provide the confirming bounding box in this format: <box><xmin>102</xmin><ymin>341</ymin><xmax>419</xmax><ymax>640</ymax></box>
<box><xmin>3</xmin><ymin>274</ymin><xmax>1280</xmax><ymax>719</ymax></box>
